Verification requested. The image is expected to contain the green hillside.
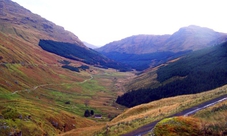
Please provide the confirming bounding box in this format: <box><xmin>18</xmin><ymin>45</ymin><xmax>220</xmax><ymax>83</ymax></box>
<box><xmin>117</xmin><ymin>41</ymin><xmax>227</xmax><ymax>107</ymax></box>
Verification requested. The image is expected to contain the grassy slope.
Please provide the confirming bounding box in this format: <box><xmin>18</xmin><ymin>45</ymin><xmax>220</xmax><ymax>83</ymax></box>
<box><xmin>0</xmin><ymin>30</ymin><xmax>135</xmax><ymax>135</ymax></box>
<box><xmin>95</xmin><ymin>85</ymin><xmax>227</xmax><ymax>135</ymax></box>
<box><xmin>0</xmin><ymin>1</ymin><xmax>137</xmax><ymax>135</ymax></box>
<box><xmin>152</xmin><ymin>96</ymin><xmax>227</xmax><ymax>136</ymax></box>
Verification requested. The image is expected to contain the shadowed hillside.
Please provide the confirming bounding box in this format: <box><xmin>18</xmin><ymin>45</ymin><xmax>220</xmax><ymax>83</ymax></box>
<box><xmin>117</xmin><ymin>41</ymin><xmax>227</xmax><ymax>107</ymax></box>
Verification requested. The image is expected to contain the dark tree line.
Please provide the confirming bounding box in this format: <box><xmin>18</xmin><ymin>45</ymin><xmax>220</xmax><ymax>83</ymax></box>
<box><xmin>39</xmin><ymin>40</ymin><xmax>131</xmax><ymax>71</ymax></box>
<box><xmin>101</xmin><ymin>51</ymin><xmax>191</xmax><ymax>71</ymax></box>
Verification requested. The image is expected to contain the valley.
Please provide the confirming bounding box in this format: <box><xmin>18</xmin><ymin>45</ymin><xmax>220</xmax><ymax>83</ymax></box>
<box><xmin>1</xmin><ymin>0</ymin><xmax>227</xmax><ymax>136</ymax></box>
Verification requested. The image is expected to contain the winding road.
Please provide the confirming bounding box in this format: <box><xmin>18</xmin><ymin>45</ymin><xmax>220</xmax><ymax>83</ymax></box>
<box><xmin>122</xmin><ymin>94</ymin><xmax>227</xmax><ymax>136</ymax></box>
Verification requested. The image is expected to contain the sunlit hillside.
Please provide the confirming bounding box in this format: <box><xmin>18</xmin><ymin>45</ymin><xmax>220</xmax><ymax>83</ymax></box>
<box><xmin>0</xmin><ymin>0</ymin><xmax>135</xmax><ymax>135</ymax></box>
<box><xmin>95</xmin><ymin>85</ymin><xmax>227</xmax><ymax>136</ymax></box>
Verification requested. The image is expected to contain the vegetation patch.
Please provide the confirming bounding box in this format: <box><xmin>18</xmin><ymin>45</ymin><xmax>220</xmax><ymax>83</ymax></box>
<box><xmin>153</xmin><ymin>116</ymin><xmax>202</xmax><ymax>136</ymax></box>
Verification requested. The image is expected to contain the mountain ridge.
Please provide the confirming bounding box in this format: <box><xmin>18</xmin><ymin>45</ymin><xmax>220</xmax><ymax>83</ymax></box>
<box><xmin>96</xmin><ymin>25</ymin><xmax>227</xmax><ymax>71</ymax></box>
<box><xmin>97</xmin><ymin>25</ymin><xmax>227</xmax><ymax>54</ymax></box>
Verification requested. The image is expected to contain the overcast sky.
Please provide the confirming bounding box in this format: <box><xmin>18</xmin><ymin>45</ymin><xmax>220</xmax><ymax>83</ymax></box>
<box><xmin>12</xmin><ymin>0</ymin><xmax>227</xmax><ymax>46</ymax></box>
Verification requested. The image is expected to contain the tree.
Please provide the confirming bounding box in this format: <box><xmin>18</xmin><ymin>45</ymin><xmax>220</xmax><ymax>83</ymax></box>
<box><xmin>84</xmin><ymin>109</ymin><xmax>90</xmax><ymax>117</ymax></box>
<box><xmin>90</xmin><ymin>110</ymin><xmax>94</xmax><ymax>116</ymax></box>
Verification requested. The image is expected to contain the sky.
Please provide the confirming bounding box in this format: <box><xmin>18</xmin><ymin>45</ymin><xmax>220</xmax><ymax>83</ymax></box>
<box><xmin>12</xmin><ymin>0</ymin><xmax>227</xmax><ymax>46</ymax></box>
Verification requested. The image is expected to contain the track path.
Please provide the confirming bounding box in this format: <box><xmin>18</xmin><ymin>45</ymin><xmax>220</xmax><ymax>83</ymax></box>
<box><xmin>11</xmin><ymin>75</ymin><xmax>93</xmax><ymax>95</ymax></box>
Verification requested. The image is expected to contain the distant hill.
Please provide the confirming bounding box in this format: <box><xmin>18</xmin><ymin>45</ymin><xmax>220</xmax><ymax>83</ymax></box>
<box><xmin>96</xmin><ymin>25</ymin><xmax>227</xmax><ymax>70</ymax></box>
<box><xmin>97</xmin><ymin>25</ymin><xmax>227</xmax><ymax>54</ymax></box>
<box><xmin>96</xmin><ymin>35</ymin><xmax>171</xmax><ymax>54</ymax></box>
<box><xmin>116</xmin><ymin>41</ymin><xmax>227</xmax><ymax>107</ymax></box>
<box><xmin>83</xmin><ymin>41</ymin><xmax>99</xmax><ymax>49</ymax></box>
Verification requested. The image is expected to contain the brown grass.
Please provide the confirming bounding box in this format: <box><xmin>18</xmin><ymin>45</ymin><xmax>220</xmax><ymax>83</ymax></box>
<box><xmin>96</xmin><ymin>84</ymin><xmax>227</xmax><ymax>135</ymax></box>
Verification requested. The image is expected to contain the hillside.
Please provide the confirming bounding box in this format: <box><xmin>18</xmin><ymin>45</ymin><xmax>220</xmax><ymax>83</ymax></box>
<box><xmin>0</xmin><ymin>0</ymin><xmax>134</xmax><ymax>135</ymax></box>
<box><xmin>116</xmin><ymin>41</ymin><xmax>227</xmax><ymax>107</ymax></box>
<box><xmin>0</xmin><ymin>0</ymin><xmax>130</xmax><ymax>71</ymax></box>
<box><xmin>0</xmin><ymin>0</ymin><xmax>84</xmax><ymax>46</ymax></box>
<box><xmin>38</xmin><ymin>40</ymin><xmax>131</xmax><ymax>71</ymax></box>
<box><xmin>95</xmin><ymin>85</ymin><xmax>227</xmax><ymax>135</ymax></box>
<box><xmin>98</xmin><ymin>25</ymin><xmax>227</xmax><ymax>54</ymax></box>
<box><xmin>96</xmin><ymin>25</ymin><xmax>227</xmax><ymax>70</ymax></box>
<box><xmin>96</xmin><ymin>35</ymin><xmax>170</xmax><ymax>54</ymax></box>
<box><xmin>1</xmin><ymin>0</ymin><xmax>227</xmax><ymax>136</ymax></box>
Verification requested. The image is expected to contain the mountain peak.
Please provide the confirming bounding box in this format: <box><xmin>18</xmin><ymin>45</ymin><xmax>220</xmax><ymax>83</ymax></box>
<box><xmin>177</xmin><ymin>25</ymin><xmax>216</xmax><ymax>35</ymax></box>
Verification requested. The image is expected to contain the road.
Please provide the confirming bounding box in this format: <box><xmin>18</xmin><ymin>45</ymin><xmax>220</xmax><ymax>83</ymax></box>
<box><xmin>122</xmin><ymin>94</ymin><xmax>227</xmax><ymax>136</ymax></box>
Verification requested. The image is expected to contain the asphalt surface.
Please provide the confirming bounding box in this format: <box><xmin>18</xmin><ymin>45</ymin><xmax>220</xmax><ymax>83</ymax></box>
<box><xmin>122</xmin><ymin>94</ymin><xmax>227</xmax><ymax>136</ymax></box>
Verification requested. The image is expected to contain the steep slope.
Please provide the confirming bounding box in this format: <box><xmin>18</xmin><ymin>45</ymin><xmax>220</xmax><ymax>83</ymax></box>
<box><xmin>0</xmin><ymin>1</ymin><xmax>132</xmax><ymax>135</ymax></box>
<box><xmin>163</xmin><ymin>25</ymin><xmax>227</xmax><ymax>52</ymax></box>
<box><xmin>96</xmin><ymin>25</ymin><xmax>227</xmax><ymax>71</ymax></box>
<box><xmin>0</xmin><ymin>0</ymin><xmax>129</xmax><ymax>71</ymax></box>
<box><xmin>0</xmin><ymin>0</ymin><xmax>84</xmax><ymax>46</ymax></box>
<box><xmin>117</xmin><ymin>41</ymin><xmax>227</xmax><ymax>107</ymax></box>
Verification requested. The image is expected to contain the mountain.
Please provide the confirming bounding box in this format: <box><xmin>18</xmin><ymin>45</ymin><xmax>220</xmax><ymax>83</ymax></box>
<box><xmin>83</xmin><ymin>41</ymin><xmax>99</xmax><ymax>49</ymax></box>
<box><xmin>116</xmin><ymin>41</ymin><xmax>227</xmax><ymax>107</ymax></box>
<box><xmin>96</xmin><ymin>25</ymin><xmax>227</xmax><ymax>70</ymax></box>
<box><xmin>97</xmin><ymin>25</ymin><xmax>227</xmax><ymax>54</ymax></box>
<box><xmin>96</xmin><ymin>34</ymin><xmax>171</xmax><ymax>54</ymax></box>
<box><xmin>0</xmin><ymin>0</ymin><xmax>129</xmax><ymax>71</ymax></box>
<box><xmin>0</xmin><ymin>1</ymin><xmax>132</xmax><ymax>135</ymax></box>
<box><xmin>0</xmin><ymin>0</ymin><xmax>84</xmax><ymax>46</ymax></box>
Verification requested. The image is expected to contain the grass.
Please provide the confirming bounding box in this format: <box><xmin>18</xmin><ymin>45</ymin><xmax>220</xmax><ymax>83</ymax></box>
<box><xmin>96</xmin><ymin>84</ymin><xmax>227</xmax><ymax>135</ymax></box>
<box><xmin>0</xmin><ymin>5</ymin><xmax>136</xmax><ymax>135</ymax></box>
<box><xmin>151</xmin><ymin>93</ymin><xmax>227</xmax><ymax>136</ymax></box>
<box><xmin>192</xmin><ymin>99</ymin><xmax>227</xmax><ymax>135</ymax></box>
<box><xmin>1</xmin><ymin>55</ymin><xmax>134</xmax><ymax>135</ymax></box>
<box><xmin>153</xmin><ymin>116</ymin><xmax>201</xmax><ymax>136</ymax></box>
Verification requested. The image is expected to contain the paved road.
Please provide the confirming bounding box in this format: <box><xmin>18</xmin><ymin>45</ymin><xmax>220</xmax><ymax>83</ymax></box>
<box><xmin>122</xmin><ymin>94</ymin><xmax>227</xmax><ymax>136</ymax></box>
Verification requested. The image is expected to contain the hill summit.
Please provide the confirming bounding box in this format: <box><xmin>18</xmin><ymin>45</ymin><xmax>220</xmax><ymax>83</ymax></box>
<box><xmin>96</xmin><ymin>25</ymin><xmax>227</xmax><ymax>70</ymax></box>
<box><xmin>97</xmin><ymin>25</ymin><xmax>227</xmax><ymax>54</ymax></box>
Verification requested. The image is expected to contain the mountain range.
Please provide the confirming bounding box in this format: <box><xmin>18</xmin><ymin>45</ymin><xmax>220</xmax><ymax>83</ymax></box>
<box><xmin>96</xmin><ymin>25</ymin><xmax>227</xmax><ymax>70</ymax></box>
<box><xmin>97</xmin><ymin>25</ymin><xmax>227</xmax><ymax>54</ymax></box>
